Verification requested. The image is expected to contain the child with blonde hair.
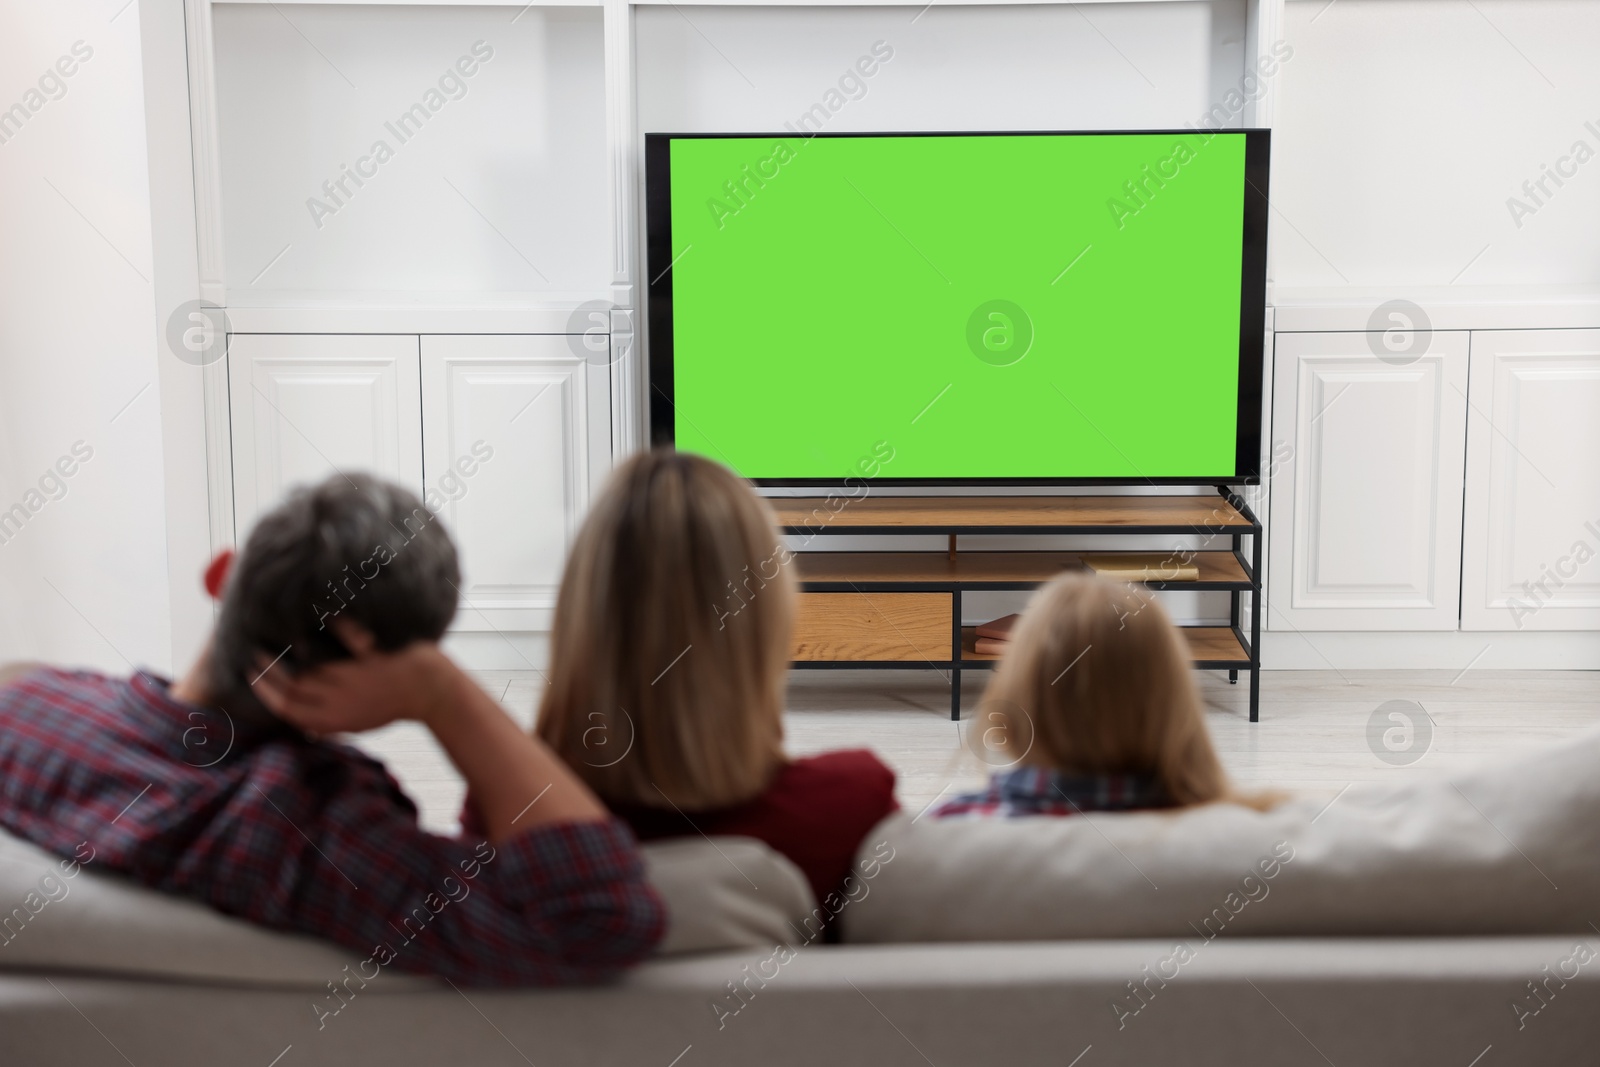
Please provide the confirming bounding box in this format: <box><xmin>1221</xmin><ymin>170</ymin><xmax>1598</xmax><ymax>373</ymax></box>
<box><xmin>931</xmin><ymin>572</ymin><xmax>1272</xmax><ymax>818</ymax></box>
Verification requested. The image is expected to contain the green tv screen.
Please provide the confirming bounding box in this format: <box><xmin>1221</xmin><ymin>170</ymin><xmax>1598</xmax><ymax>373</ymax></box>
<box><xmin>646</xmin><ymin>131</ymin><xmax>1268</xmax><ymax>485</ymax></box>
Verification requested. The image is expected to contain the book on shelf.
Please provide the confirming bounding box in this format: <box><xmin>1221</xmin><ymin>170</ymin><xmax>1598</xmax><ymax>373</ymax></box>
<box><xmin>1080</xmin><ymin>553</ymin><xmax>1200</xmax><ymax>582</ymax></box>
<box><xmin>974</xmin><ymin>614</ymin><xmax>1019</xmax><ymax>640</ymax></box>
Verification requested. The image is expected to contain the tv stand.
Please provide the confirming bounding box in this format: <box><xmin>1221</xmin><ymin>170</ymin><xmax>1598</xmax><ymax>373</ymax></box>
<box><xmin>773</xmin><ymin>489</ymin><xmax>1264</xmax><ymax>722</ymax></box>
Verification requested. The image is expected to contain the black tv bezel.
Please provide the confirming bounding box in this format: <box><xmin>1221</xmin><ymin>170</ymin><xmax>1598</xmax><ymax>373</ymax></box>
<box><xmin>645</xmin><ymin>129</ymin><xmax>1271</xmax><ymax>488</ymax></box>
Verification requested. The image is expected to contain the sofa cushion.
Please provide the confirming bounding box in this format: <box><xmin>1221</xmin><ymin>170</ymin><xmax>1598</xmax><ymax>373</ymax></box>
<box><xmin>845</xmin><ymin>724</ymin><xmax>1600</xmax><ymax>943</ymax></box>
<box><xmin>0</xmin><ymin>829</ymin><xmax>814</xmax><ymax>986</ymax></box>
<box><xmin>643</xmin><ymin>836</ymin><xmax>816</xmax><ymax>954</ymax></box>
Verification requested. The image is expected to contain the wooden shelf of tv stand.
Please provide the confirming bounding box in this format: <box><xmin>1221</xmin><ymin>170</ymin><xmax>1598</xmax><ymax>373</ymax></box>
<box><xmin>960</xmin><ymin>626</ymin><xmax>1250</xmax><ymax>668</ymax></box>
<box><xmin>773</xmin><ymin>494</ymin><xmax>1254</xmax><ymax>535</ymax></box>
<box><xmin>795</xmin><ymin>549</ymin><xmax>1253</xmax><ymax>590</ymax></box>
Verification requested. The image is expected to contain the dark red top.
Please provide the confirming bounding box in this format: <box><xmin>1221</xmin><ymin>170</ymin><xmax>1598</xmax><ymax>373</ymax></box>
<box><xmin>611</xmin><ymin>749</ymin><xmax>898</xmax><ymax>912</ymax></box>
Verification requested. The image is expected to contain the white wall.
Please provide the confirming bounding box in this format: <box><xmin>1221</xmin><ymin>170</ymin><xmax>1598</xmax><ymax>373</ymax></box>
<box><xmin>1274</xmin><ymin>0</ymin><xmax>1600</xmax><ymax>289</ymax></box>
<box><xmin>0</xmin><ymin>0</ymin><xmax>175</xmax><ymax>674</ymax></box>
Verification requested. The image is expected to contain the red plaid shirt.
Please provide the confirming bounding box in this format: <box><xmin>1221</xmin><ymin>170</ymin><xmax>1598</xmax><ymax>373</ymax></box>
<box><xmin>0</xmin><ymin>668</ymin><xmax>664</xmax><ymax>986</ymax></box>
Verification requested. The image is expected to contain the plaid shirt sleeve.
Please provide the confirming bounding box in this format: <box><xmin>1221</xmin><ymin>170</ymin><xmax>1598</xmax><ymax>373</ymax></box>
<box><xmin>0</xmin><ymin>669</ymin><xmax>664</xmax><ymax>987</ymax></box>
<box><xmin>180</xmin><ymin>744</ymin><xmax>666</xmax><ymax>987</ymax></box>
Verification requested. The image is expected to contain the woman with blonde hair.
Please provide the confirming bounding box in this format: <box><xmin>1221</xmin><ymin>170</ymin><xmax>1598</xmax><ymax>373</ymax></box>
<box><xmin>930</xmin><ymin>572</ymin><xmax>1272</xmax><ymax>819</ymax></box>
<box><xmin>530</xmin><ymin>449</ymin><xmax>896</xmax><ymax>913</ymax></box>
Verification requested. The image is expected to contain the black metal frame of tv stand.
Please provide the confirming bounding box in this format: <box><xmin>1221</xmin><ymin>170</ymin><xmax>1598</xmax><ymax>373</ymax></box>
<box><xmin>784</xmin><ymin>487</ymin><xmax>1264</xmax><ymax>723</ymax></box>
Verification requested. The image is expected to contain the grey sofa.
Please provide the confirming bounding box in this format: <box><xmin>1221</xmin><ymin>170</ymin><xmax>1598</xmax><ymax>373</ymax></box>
<box><xmin>7</xmin><ymin>725</ymin><xmax>1600</xmax><ymax>1067</ymax></box>
<box><xmin>4</xmin><ymin>936</ymin><xmax>1596</xmax><ymax>1066</ymax></box>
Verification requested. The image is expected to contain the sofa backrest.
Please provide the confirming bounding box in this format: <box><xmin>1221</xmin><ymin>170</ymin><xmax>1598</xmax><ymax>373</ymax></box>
<box><xmin>845</xmin><ymin>725</ymin><xmax>1600</xmax><ymax>943</ymax></box>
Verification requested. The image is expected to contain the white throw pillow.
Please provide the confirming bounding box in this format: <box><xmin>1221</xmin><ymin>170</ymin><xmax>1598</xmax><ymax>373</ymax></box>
<box><xmin>646</xmin><ymin>836</ymin><xmax>816</xmax><ymax>955</ymax></box>
<box><xmin>845</xmin><ymin>725</ymin><xmax>1600</xmax><ymax>943</ymax></box>
<box><xmin>0</xmin><ymin>830</ymin><xmax>814</xmax><ymax>985</ymax></box>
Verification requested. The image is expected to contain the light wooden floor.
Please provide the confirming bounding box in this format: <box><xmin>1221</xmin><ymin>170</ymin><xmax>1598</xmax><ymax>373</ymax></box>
<box><xmin>351</xmin><ymin>668</ymin><xmax>1600</xmax><ymax>834</ymax></box>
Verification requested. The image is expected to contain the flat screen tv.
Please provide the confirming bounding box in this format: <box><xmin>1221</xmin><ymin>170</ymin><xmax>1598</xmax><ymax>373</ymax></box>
<box><xmin>645</xmin><ymin>130</ymin><xmax>1269</xmax><ymax>486</ymax></box>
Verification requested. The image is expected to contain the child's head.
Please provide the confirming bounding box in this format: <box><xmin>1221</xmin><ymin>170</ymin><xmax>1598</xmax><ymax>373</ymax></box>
<box><xmin>981</xmin><ymin>572</ymin><xmax>1237</xmax><ymax>807</ymax></box>
<box><xmin>535</xmin><ymin>449</ymin><xmax>794</xmax><ymax>811</ymax></box>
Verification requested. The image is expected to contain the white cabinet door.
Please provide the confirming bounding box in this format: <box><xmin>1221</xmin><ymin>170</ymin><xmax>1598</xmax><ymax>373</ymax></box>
<box><xmin>421</xmin><ymin>336</ymin><xmax>611</xmax><ymax>632</ymax></box>
<box><xmin>1461</xmin><ymin>329</ymin><xmax>1600</xmax><ymax>631</ymax></box>
<box><xmin>1268</xmin><ymin>331</ymin><xmax>1469</xmax><ymax>630</ymax></box>
<box><xmin>228</xmin><ymin>334</ymin><xmax>423</xmax><ymax>536</ymax></box>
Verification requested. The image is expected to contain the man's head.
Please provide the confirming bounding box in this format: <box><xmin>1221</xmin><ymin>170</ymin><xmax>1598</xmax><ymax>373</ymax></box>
<box><xmin>207</xmin><ymin>473</ymin><xmax>460</xmax><ymax>718</ymax></box>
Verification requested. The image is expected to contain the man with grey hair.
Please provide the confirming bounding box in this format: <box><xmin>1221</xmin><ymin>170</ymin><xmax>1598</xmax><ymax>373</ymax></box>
<box><xmin>0</xmin><ymin>473</ymin><xmax>663</xmax><ymax>985</ymax></box>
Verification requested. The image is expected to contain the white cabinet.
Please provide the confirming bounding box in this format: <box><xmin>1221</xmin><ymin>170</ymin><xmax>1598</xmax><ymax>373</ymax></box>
<box><xmin>226</xmin><ymin>332</ymin><xmax>610</xmax><ymax>634</ymax></box>
<box><xmin>1268</xmin><ymin>331</ymin><xmax>1469</xmax><ymax>630</ymax></box>
<box><xmin>227</xmin><ymin>334</ymin><xmax>423</xmax><ymax>534</ymax></box>
<box><xmin>420</xmin><ymin>336</ymin><xmax>611</xmax><ymax>632</ymax></box>
<box><xmin>1461</xmin><ymin>329</ymin><xmax>1600</xmax><ymax>631</ymax></box>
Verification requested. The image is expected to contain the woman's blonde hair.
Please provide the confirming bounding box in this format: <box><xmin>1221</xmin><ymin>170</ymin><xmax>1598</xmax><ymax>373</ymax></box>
<box><xmin>534</xmin><ymin>449</ymin><xmax>794</xmax><ymax>810</ymax></box>
<box><xmin>982</xmin><ymin>572</ymin><xmax>1271</xmax><ymax>810</ymax></box>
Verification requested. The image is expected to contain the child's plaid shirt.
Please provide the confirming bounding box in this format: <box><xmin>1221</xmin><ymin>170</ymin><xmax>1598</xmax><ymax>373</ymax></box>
<box><xmin>929</xmin><ymin>766</ymin><xmax>1172</xmax><ymax>819</ymax></box>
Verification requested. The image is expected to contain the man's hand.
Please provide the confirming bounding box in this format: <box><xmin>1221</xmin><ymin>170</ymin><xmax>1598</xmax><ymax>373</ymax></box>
<box><xmin>251</xmin><ymin>621</ymin><xmax>454</xmax><ymax>737</ymax></box>
<box><xmin>253</xmin><ymin>619</ymin><xmax>608</xmax><ymax>839</ymax></box>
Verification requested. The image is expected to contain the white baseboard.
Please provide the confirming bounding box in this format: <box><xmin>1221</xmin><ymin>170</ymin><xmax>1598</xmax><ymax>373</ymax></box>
<box><xmin>1261</xmin><ymin>630</ymin><xmax>1600</xmax><ymax>671</ymax></box>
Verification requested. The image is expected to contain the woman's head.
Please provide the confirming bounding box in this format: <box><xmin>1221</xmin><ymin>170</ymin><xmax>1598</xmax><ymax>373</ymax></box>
<box><xmin>535</xmin><ymin>449</ymin><xmax>794</xmax><ymax>811</ymax></box>
<box><xmin>981</xmin><ymin>572</ymin><xmax>1238</xmax><ymax>808</ymax></box>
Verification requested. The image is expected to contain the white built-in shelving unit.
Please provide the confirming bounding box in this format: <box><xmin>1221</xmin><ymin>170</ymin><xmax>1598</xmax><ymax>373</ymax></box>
<box><xmin>146</xmin><ymin>0</ymin><xmax>1600</xmax><ymax>668</ymax></box>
